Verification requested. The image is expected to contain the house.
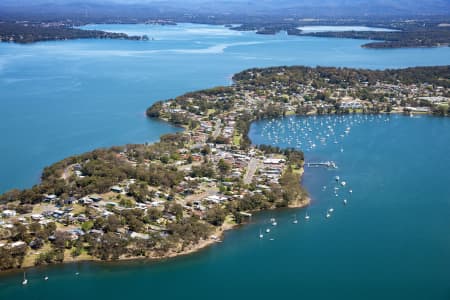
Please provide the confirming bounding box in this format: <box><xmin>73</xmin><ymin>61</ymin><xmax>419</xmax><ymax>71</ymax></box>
<box><xmin>31</xmin><ymin>214</ymin><xmax>44</xmax><ymax>221</ymax></box>
<box><xmin>44</xmin><ymin>194</ymin><xmax>58</xmax><ymax>202</ymax></box>
<box><xmin>2</xmin><ymin>210</ymin><xmax>16</xmax><ymax>218</ymax></box>
<box><xmin>205</xmin><ymin>195</ymin><xmax>227</xmax><ymax>204</ymax></box>
<box><xmin>78</xmin><ymin>197</ymin><xmax>93</xmax><ymax>205</ymax></box>
<box><xmin>263</xmin><ymin>158</ymin><xmax>286</xmax><ymax>165</ymax></box>
<box><xmin>9</xmin><ymin>241</ymin><xmax>26</xmax><ymax>249</ymax></box>
<box><xmin>89</xmin><ymin>195</ymin><xmax>102</xmax><ymax>202</ymax></box>
<box><xmin>130</xmin><ymin>232</ymin><xmax>150</xmax><ymax>240</ymax></box>
<box><xmin>111</xmin><ymin>186</ymin><xmax>124</xmax><ymax>193</ymax></box>
<box><xmin>52</xmin><ymin>210</ymin><xmax>65</xmax><ymax>218</ymax></box>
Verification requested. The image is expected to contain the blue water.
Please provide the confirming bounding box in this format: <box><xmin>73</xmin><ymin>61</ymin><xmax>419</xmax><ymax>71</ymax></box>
<box><xmin>1</xmin><ymin>114</ymin><xmax>449</xmax><ymax>299</ymax></box>
<box><xmin>1</xmin><ymin>23</ymin><xmax>450</xmax><ymax>192</ymax></box>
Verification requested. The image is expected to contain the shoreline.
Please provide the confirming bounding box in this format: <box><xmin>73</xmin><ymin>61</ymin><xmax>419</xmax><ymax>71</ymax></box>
<box><xmin>1</xmin><ymin>65</ymin><xmax>447</xmax><ymax>274</ymax></box>
<box><xmin>12</xmin><ymin>199</ymin><xmax>309</xmax><ymax>273</ymax></box>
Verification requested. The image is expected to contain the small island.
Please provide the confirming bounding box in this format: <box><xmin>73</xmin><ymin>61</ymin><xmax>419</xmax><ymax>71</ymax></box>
<box><xmin>0</xmin><ymin>65</ymin><xmax>449</xmax><ymax>272</ymax></box>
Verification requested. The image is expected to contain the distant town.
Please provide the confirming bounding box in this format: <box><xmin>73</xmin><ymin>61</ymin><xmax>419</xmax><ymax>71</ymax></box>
<box><xmin>0</xmin><ymin>65</ymin><xmax>448</xmax><ymax>272</ymax></box>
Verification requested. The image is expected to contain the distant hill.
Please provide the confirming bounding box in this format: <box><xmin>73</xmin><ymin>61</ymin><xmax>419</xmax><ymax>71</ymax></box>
<box><xmin>0</xmin><ymin>0</ymin><xmax>449</xmax><ymax>18</ymax></box>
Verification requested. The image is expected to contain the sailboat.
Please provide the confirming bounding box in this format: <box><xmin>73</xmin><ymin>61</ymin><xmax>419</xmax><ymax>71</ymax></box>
<box><xmin>293</xmin><ymin>214</ymin><xmax>298</xmax><ymax>224</ymax></box>
<box><xmin>22</xmin><ymin>272</ymin><xmax>28</xmax><ymax>285</ymax></box>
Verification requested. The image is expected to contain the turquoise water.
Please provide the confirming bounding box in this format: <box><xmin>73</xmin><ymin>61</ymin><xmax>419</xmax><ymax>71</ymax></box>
<box><xmin>1</xmin><ymin>114</ymin><xmax>449</xmax><ymax>299</ymax></box>
<box><xmin>1</xmin><ymin>23</ymin><xmax>450</xmax><ymax>192</ymax></box>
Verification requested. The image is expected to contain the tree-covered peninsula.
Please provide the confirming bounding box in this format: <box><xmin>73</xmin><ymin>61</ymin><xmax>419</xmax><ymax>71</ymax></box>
<box><xmin>1</xmin><ymin>65</ymin><xmax>449</xmax><ymax>272</ymax></box>
<box><xmin>0</xmin><ymin>22</ymin><xmax>149</xmax><ymax>44</ymax></box>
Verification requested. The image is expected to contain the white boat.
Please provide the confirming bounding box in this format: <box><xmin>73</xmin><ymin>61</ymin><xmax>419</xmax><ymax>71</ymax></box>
<box><xmin>272</xmin><ymin>221</ymin><xmax>277</xmax><ymax>226</ymax></box>
<box><xmin>293</xmin><ymin>214</ymin><xmax>298</xmax><ymax>224</ymax></box>
<box><xmin>304</xmin><ymin>213</ymin><xmax>310</xmax><ymax>220</ymax></box>
<box><xmin>335</xmin><ymin>176</ymin><xmax>340</xmax><ymax>182</ymax></box>
<box><xmin>266</xmin><ymin>228</ymin><xmax>271</xmax><ymax>233</ymax></box>
<box><xmin>22</xmin><ymin>272</ymin><xmax>28</xmax><ymax>285</ymax></box>
<box><xmin>326</xmin><ymin>212</ymin><xmax>331</xmax><ymax>219</ymax></box>
<box><xmin>328</xmin><ymin>208</ymin><xmax>334</xmax><ymax>213</ymax></box>
<box><xmin>340</xmin><ymin>181</ymin><xmax>347</xmax><ymax>187</ymax></box>
<box><xmin>343</xmin><ymin>199</ymin><xmax>347</xmax><ymax>205</ymax></box>
<box><xmin>44</xmin><ymin>276</ymin><xmax>49</xmax><ymax>281</ymax></box>
<box><xmin>349</xmin><ymin>189</ymin><xmax>353</xmax><ymax>194</ymax></box>
<box><xmin>259</xmin><ymin>229</ymin><xmax>264</xmax><ymax>239</ymax></box>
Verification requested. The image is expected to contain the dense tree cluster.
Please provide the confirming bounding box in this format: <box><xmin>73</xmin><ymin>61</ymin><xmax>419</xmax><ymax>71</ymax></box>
<box><xmin>0</xmin><ymin>22</ymin><xmax>148</xmax><ymax>44</ymax></box>
<box><xmin>233</xmin><ymin>66</ymin><xmax>450</xmax><ymax>88</ymax></box>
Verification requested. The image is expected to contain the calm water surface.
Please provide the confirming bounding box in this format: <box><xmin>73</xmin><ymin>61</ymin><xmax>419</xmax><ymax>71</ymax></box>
<box><xmin>1</xmin><ymin>114</ymin><xmax>449</xmax><ymax>299</ymax></box>
<box><xmin>1</xmin><ymin>23</ymin><xmax>450</xmax><ymax>192</ymax></box>
<box><xmin>0</xmin><ymin>24</ymin><xmax>450</xmax><ymax>299</ymax></box>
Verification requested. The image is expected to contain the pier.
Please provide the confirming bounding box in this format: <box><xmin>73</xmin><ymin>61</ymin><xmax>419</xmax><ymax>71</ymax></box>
<box><xmin>307</xmin><ymin>161</ymin><xmax>338</xmax><ymax>169</ymax></box>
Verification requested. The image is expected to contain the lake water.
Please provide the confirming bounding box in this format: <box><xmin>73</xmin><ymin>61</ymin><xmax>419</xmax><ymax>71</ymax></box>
<box><xmin>1</xmin><ymin>114</ymin><xmax>449</xmax><ymax>299</ymax></box>
<box><xmin>1</xmin><ymin>23</ymin><xmax>450</xmax><ymax>192</ymax></box>
<box><xmin>1</xmin><ymin>23</ymin><xmax>450</xmax><ymax>299</ymax></box>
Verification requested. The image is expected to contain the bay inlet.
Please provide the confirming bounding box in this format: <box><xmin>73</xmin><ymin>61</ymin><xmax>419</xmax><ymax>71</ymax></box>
<box><xmin>0</xmin><ymin>23</ymin><xmax>449</xmax><ymax>299</ymax></box>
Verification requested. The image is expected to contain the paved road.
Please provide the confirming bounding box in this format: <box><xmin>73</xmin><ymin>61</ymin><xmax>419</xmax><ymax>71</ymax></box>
<box><xmin>212</xmin><ymin>119</ymin><xmax>222</xmax><ymax>138</ymax></box>
<box><xmin>243</xmin><ymin>158</ymin><xmax>258</xmax><ymax>185</ymax></box>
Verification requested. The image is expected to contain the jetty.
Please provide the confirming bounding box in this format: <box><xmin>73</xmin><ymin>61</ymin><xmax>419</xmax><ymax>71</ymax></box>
<box><xmin>306</xmin><ymin>161</ymin><xmax>338</xmax><ymax>169</ymax></box>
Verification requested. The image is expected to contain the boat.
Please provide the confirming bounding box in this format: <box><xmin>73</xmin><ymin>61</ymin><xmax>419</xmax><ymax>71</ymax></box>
<box><xmin>293</xmin><ymin>214</ymin><xmax>298</xmax><ymax>224</ymax></box>
<box><xmin>328</xmin><ymin>208</ymin><xmax>334</xmax><ymax>213</ymax></box>
<box><xmin>259</xmin><ymin>229</ymin><xmax>264</xmax><ymax>239</ymax></box>
<box><xmin>349</xmin><ymin>189</ymin><xmax>353</xmax><ymax>194</ymax></box>
<box><xmin>341</xmin><ymin>181</ymin><xmax>347</xmax><ymax>187</ymax></box>
<box><xmin>266</xmin><ymin>228</ymin><xmax>271</xmax><ymax>233</ymax></box>
<box><xmin>44</xmin><ymin>276</ymin><xmax>49</xmax><ymax>281</ymax></box>
<box><xmin>326</xmin><ymin>212</ymin><xmax>331</xmax><ymax>219</ymax></box>
<box><xmin>272</xmin><ymin>221</ymin><xmax>277</xmax><ymax>226</ymax></box>
<box><xmin>335</xmin><ymin>176</ymin><xmax>340</xmax><ymax>182</ymax></box>
<box><xmin>343</xmin><ymin>199</ymin><xmax>347</xmax><ymax>205</ymax></box>
<box><xmin>304</xmin><ymin>213</ymin><xmax>310</xmax><ymax>220</ymax></box>
<box><xmin>22</xmin><ymin>272</ymin><xmax>28</xmax><ymax>285</ymax></box>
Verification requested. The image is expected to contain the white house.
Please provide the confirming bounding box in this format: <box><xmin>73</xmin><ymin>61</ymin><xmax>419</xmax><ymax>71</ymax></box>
<box><xmin>2</xmin><ymin>210</ymin><xmax>16</xmax><ymax>218</ymax></box>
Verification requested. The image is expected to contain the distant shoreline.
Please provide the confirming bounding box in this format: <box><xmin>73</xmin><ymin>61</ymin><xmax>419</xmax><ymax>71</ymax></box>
<box><xmin>1</xmin><ymin>20</ymin><xmax>449</xmax><ymax>49</ymax></box>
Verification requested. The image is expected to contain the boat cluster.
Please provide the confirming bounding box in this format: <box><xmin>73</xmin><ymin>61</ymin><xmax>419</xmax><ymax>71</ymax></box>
<box><xmin>257</xmin><ymin>114</ymin><xmax>391</xmax><ymax>238</ymax></box>
<box><xmin>260</xmin><ymin>114</ymin><xmax>391</xmax><ymax>152</ymax></box>
<box><xmin>21</xmin><ymin>271</ymin><xmax>79</xmax><ymax>285</ymax></box>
